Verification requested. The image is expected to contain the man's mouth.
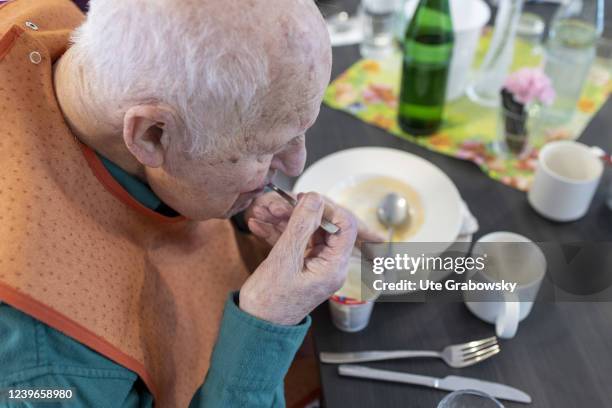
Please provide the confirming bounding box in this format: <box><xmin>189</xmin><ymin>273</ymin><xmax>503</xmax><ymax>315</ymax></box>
<box><xmin>243</xmin><ymin>185</ymin><xmax>266</xmax><ymax>197</ymax></box>
<box><xmin>232</xmin><ymin>198</ymin><xmax>255</xmax><ymax>215</ymax></box>
<box><xmin>244</xmin><ymin>172</ymin><xmax>277</xmax><ymax>195</ymax></box>
<box><xmin>229</xmin><ymin>172</ymin><xmax>278</xmax><ymax>216</ymax></box>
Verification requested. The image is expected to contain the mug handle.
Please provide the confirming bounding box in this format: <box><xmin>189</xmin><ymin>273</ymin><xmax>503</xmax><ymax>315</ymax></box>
<box><xmin>495</xmin><ymin>292</ymin><xmax>520</xmax><ymax>339</ymax></box>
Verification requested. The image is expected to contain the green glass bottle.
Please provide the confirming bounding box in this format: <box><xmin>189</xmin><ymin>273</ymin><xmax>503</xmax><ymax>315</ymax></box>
<box><xmin>398</xmin><ymin>0</ymin><xmax>453</xmax><ymax>136</ymax></box>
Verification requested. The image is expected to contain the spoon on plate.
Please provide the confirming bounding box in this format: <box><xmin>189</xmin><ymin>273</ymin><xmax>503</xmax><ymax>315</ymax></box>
<box><xmin>377</xmin><ymin>192</ymin><xmax>410</xmax><ymax>243</ymax></box>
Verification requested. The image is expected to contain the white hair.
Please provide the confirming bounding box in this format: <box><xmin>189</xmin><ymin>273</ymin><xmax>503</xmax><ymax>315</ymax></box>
<box><xmin>71</xmin><ymin>0</ymin><xmax>271</xmax><ymax>156</ymax></box>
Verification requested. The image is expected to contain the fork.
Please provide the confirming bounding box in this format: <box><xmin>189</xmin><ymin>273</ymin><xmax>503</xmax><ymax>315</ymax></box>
<box><xmin>319</xmin><ymin>336</ymin><xmax>500</xmax><ymax>368</ymax></box>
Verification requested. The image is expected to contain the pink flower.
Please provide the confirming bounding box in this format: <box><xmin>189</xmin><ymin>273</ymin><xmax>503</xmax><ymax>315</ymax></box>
<box><xmin>503</xmin><ymin>68</ymin><xmax>556</xmax><ymax>106</ymax></box>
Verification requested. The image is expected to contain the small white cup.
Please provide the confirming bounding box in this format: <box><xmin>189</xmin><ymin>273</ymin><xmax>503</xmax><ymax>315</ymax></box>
<box><xmin>329</xmin><ymin>257</ymin><xmax>379</xmax><ymax>332</ymax></box>
<box><xmin>528</xmin><ymin>140</ymin><xmax>603</xmax><ymax>222</ymax></box>
<box><xmin>464</xmin><ymin>232</ymin><xmax>546</xmax><ymax>339</ymax></box>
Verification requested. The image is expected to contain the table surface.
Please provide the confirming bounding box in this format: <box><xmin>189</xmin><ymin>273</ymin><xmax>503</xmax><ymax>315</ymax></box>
<box><xmin>288</xmin><ymin>1</ymin><xmax>612</xmax><ymax>407</ymax></box>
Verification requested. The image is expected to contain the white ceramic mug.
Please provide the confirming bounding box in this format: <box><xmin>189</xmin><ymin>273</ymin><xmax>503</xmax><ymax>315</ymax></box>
<box><xmin>464</xmin><ymin>232</ymin><xmax>546</xmax><ymax>339</ymax></box>
<box><xmin>528</xmin><ymin>140</ymin><xmax>603</xmax><ymax>222</ymax></box>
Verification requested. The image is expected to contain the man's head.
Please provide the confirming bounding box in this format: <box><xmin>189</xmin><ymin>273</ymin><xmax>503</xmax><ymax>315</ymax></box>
<box><xmin>69</xmin><ymin>0</ymin><xmax>331</xmax><ymax>219</ymax></box>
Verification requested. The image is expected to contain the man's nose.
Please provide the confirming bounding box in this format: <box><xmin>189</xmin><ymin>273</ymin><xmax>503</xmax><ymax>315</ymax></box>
<box><xmin>271</xmin><ymin>145</ymin><xmax>307</xmax><ymax>178</ymax></box>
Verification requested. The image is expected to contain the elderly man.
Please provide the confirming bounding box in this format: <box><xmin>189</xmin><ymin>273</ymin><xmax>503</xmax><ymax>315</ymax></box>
<box><xmin>0</xmin><ymin>0</ymin><xmax>380</xmax><ymax>406</ymax></box>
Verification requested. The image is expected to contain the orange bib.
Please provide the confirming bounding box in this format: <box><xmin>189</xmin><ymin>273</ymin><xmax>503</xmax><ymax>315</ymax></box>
<box><xmin>0</xmin><ymin>1</ymin><xmax>268</xmax><ymax>406</ymax></box>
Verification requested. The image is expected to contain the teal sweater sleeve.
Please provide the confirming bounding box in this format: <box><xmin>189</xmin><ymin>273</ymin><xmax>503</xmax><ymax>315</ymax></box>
<box><xmin>193</xmin><ymin>293</ymin><xmax>311</xmax><ymax>407</ymax></box>
<box><xmin>0</xmin><ymin>294</ymin><xmax>310</xmax><ymax>407</ymax></box>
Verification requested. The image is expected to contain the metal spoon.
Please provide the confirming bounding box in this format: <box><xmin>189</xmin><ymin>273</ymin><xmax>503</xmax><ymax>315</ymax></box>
<box><xmin>267</xmin><ymin>183</ymin><xmax>340</xmax><ymax>234</ymax></box>
<box><xmin>376</xmin><ymin>192</ymin><xmax>409</xmax><ymax>242</ymax></box>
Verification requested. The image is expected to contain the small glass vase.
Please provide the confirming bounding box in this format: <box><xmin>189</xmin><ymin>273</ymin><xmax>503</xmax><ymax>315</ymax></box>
<box><xmin>496</xmin><ymin>105</ymin><xmax>540</xmax><ymax>157</ymax></box>
<box><xmin>467</xmin><ymin>0</ymin><xmax>524</xmax><ymax>107</ymax></box>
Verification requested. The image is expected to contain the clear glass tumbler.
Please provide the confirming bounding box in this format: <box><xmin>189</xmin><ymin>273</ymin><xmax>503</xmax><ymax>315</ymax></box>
<box><xmin>359</xmin><ymin>0</ymin><xmax>401</xmax><ymax>59</ymax></box>
<box><xmin>598</xmin><ymin>37</ymin><xmax>612</xmax><ymax>211</ymax></box>
<box><xmin>437</xmin><ymin>390</ymin><xmax>505</xmax><ymax>408</ymax></box>
<box><xmin>467</xmin><ymin>0</ymin><xmax>524</xmax><ymax>107</ymax></box>
<box><xmin>597</xmin><ymin>37</ymin><xmax>612</xmax><ymax>80</ymax></box>
<box><xmin>517</xmin><ymin>12</ymin><xmax>545</xmax><ymax>56</ymax></box>
<box><xmin>541</xmin><ymin>0</ymin><xmax>603</xmax><ymax>125</ymax></box>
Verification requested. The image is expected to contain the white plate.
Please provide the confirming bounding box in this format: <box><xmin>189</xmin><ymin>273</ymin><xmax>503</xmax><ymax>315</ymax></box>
<box><xmin>294</xmin><ymin>147</ymin><xmax>462</xmax><ymax>247</ymax></box>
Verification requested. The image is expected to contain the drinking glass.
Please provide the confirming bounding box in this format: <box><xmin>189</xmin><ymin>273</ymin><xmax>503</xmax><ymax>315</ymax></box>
<box><xmin>359</xmin><ymin>0</ymin><xmax>401</xmax><ymax>59</ymax></box>
<box><xmin>598</xmin><ymin>38</ymin><xmax>612</xmax><ymax>211</ymax></box>
<box><xmin>437</xmin><ymin>390</ymin><xmax>505</xmax><ymax>408</ymax></box>
<box><xmin>541</xmin><ymin>0</ymin><xmax>603</xmax><ymax>124</ymax></box>
<box><xmin>467</xmin><ymin>0</ymin><xmax>524</xmax><ymax>107</ymax></box>
<box><xmin>597</xmin><ymin>37</ymin><xmax>612</xmax><ymax>76</ymax></box>
<box><xmin>517</xmin><ymin>12</ymin><xmax>545</xmax><ymax>56</ymax></box>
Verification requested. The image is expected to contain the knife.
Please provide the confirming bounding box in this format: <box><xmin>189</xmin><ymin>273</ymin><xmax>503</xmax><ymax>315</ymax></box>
<box><xmin>338</xmin><ymin>365</ymin><xmax>532</xmax><ymax>404</ymax></box>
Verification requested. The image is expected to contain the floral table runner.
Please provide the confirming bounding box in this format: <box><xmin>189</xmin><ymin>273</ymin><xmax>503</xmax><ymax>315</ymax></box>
<box><xmin>324</xmin><ymin>33</ymin><xmax>612</xmax><ymax>191</ymax></box>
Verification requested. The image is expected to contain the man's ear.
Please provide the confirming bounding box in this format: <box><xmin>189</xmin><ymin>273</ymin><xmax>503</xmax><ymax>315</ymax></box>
<box><xmin>123</xmin><ymin>105</ymin><xmax>179</xmax><ymax>168</ymax></box>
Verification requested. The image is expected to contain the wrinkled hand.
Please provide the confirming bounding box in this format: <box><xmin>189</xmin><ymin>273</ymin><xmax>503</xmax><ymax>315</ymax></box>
<box><xmin>244</xmin><ymin>191</ymin><xmax>384</xmax><ymax>249</ymax></box>
<box><xmin>239</xmin><ymin>193</ymin><xmax>358</xmax><ymax>325</ymax></box>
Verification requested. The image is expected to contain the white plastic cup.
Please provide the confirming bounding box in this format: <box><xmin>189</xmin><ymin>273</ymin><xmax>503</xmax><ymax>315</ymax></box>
<box><xmin>528</xmin><ymin>141</ymin><xmax>603</xmax><ymax>222</ymax></box>
<box><xmin>329</xmin><ymin>257</ymin><xmax>379</xmax><ymax>332</ymax></box>
<box><xmin>329</xmin><ymin>296</ymin><xmax>376</xmax><ymax>333</ymax></box>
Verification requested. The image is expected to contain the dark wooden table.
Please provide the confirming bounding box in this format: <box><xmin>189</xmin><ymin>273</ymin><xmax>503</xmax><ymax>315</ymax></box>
<box><xmin>286</xmin><ymin>1</ymin><xmax>612</xmax><ymax>407</ymax></box>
